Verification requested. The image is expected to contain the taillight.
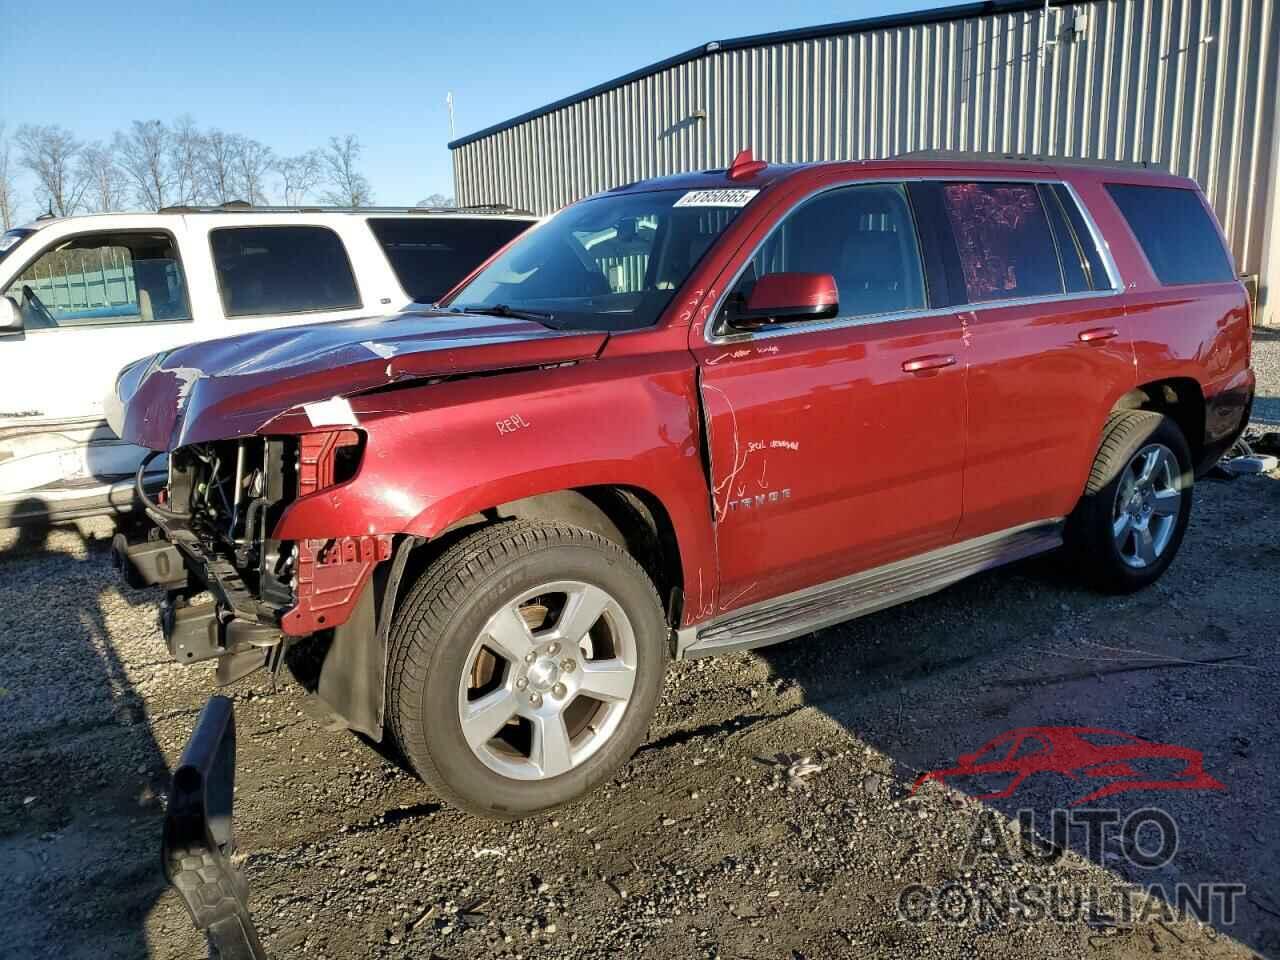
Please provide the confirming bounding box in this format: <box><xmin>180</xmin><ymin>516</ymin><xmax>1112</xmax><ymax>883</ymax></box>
<box><xmin>296</xmin><ymin>430</ymin><xmax>362</xmax><ymax>497</ymax></box>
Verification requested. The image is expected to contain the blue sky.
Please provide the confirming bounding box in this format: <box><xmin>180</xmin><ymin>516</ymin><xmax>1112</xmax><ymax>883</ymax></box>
<box><xmin>2</xmin><ymin>0</ymin><xmax>936</xmax><ymax>212</ymax></box>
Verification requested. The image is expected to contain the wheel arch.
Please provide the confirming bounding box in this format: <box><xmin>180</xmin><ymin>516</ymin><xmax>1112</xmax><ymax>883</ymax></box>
<box><xmin>406</xmin><ymin>485</ymin><xmax>686</xmax><ymax>628</ymax></box>
<box><xmin>1111</xmin><ymin>377</ymin><xmax>1205</xmax><ymax>465</ymax></box>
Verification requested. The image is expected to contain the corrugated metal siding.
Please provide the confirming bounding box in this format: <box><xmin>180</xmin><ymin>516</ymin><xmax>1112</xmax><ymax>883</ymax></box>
<box><xmin>453</xmin><ymin>0</ymin><xmax>1279</xmax><ymax>313</ymax></box>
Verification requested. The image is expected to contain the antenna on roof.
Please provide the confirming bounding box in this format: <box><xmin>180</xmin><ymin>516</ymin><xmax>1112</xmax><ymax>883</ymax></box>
<box><xmin>727</xmin><ymin>149</ymin><xmax>768</xmax><ymax>181</ymax></box>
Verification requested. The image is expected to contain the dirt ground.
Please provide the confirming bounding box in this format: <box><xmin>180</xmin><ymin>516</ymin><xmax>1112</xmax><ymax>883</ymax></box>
<box><xmin>2</xmin><ymin>336</ymin><xmax>1278</xmax><ymax>960</ymax></box>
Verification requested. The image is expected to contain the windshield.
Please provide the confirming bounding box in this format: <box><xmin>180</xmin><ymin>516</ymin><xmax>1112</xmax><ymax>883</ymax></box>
<box><xmin>0</xmin><ymin>228</ymin><xmax>35</xmax><ymax>265</ymax></box>
<box><xmin>444</xmin><ymin>188</ymin><xmax>752</xmax><ymax>331</ymax></box>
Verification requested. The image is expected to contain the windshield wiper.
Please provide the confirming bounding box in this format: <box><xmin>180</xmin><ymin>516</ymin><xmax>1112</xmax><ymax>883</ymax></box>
<box><xmin>459</xmin><ymin>304</ymin><xmax>560</xmax><ymax>328</ymax></box>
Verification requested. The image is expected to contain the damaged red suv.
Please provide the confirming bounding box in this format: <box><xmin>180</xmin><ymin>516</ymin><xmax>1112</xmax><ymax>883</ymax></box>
<box><xmin>111</xmin><ymin>152</ymin><xmax>1254</xmax><ymax>818</ymax></box>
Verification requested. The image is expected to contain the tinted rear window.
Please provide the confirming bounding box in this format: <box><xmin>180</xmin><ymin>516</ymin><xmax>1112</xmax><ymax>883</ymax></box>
<box><xmin>1105</xmin><ymin>184</ymin><xmax>1235</xmax><ymax>285</ymax></box>
<box><xmin>211</xmin><ymin>226</ymin><xmax>360</xmax><ymax>318</ymax></box>
<box><xmin>368</xmin><ymin>217</ymin><xmax>531</xmax><ymax>303</ymax></box>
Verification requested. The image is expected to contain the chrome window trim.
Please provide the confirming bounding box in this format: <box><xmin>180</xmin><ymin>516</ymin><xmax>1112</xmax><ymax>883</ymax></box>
<box><xmin>1057</xmin><ymin>180</ymin><xmax>1124</xmax><ymax>292</ymax></box>
<box><xmin>702</xmin><ymin>175</ymin><xmax>1124</xmax><ymax>347</ymax></box>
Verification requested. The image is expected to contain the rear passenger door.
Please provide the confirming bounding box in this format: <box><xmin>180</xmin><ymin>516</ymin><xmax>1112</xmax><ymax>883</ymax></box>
<box><xmin>917</xmin><ymin>180</ymin><xmax>1134</xmax><ymax>539</ymax></box>
<box><xmin>694</xmin><ymin>182</ymin><xmax>967</xmax><ymax>611</ymax></box>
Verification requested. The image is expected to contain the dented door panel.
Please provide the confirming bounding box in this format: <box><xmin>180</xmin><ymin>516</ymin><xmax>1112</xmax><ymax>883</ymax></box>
<box><xmin>694</xmin><ymin>313</ymin><xmax>967</xmax><ymax>616</ymax></box>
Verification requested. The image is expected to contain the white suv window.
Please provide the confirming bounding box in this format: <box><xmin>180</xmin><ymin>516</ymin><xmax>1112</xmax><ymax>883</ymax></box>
<box><xmin>211</xmin><ymin>225</ymin><xmax>361</xmax><ymax>317</ymax></box>
<box><xmin>4</xmin><ymin>232</ymin><xmax>191</xmax><ymax>329</ymax></box>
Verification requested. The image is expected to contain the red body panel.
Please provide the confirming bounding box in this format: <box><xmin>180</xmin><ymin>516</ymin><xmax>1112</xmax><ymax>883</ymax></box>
<box><xmin>271</xmin><ymin>348</ymin><xmax>720</xmax><ymax>610</ymax></box>
<box><xmin>110</xmin><ymin>158</ymin><xmax>1255</xmax><ymax>637</ymax></box>
<box><xmin>956</xmin><ymin>294</ymin><xmax>1136</xmax><ymax>538</ymax></box>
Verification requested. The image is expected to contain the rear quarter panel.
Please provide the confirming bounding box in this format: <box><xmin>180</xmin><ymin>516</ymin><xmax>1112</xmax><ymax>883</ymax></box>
<box><xmin>1068</xmin><ymin>170</ymin><xmax>1253</xmax><ymax>457</ymax></box>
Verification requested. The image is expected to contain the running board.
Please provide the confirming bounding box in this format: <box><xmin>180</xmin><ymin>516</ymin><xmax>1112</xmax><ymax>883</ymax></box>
<box><xmin>676</xmin><ymin>519</ymin><xmax>1063</xmax><ymax>659</ymax></box>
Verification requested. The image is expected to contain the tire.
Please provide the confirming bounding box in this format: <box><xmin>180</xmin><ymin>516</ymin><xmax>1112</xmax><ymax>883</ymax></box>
<box><xmin>1065</xmin><ymin>410</ymin><xmax>1194</xmax><ymax>593</ymax></box>
<box><xmin>386</xmin><ymin>520</ymin><xmax>667</xmax><ymax>819</ymax></box>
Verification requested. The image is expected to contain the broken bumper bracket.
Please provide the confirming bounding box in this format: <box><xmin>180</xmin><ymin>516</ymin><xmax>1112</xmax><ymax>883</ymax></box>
<box><xmin>160</xmin><ymin>595</ymin><xmax>281</xmax><ymax>667</ymax></box>
<box><xmin>112</xmin><ymin>533</ymin><xmax>188</xmax><ymax>590</ymax></box>
<box><xmin>161</xmin><ymin>695</ymin><xmax>267</xmax><ymax>960</ymax></box>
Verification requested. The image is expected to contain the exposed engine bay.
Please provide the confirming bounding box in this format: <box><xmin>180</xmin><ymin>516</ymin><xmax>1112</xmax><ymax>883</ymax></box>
<box><xmin>114</xmin><ymin>431</ymin><xmax>390</xmax><ymax>688</ymax></box>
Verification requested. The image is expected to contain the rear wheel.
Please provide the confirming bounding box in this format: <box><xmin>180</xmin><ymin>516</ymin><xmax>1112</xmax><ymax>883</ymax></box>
<box><xmin>1066</xmin><ymin>410</ymin><xmax>1193</xmax><ymax>593</ymax></box>
<box><xmin>387</xmin><ymin>520</ymin><xmax>667</xmax><ymax>818</ymax></box>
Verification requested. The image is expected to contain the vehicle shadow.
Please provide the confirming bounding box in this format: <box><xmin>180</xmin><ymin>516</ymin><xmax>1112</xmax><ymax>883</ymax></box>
<box><xmin>0</xmin><ymin>503</ymin><xmax>174</xmax><ymax>960</ymax></box>
<box><xmin>753</xmin><ymin>475</ymin><xmax>1279</xmax><ymax>955</ymax></box>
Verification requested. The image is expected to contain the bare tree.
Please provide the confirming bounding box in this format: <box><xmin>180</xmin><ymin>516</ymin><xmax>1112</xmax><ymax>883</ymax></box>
<box><xmin>114</xmin><ymin>119</ymin><xmax>172</xmax><ymax>210</ymax></box>
<box><xmin>232</xmin><ymin>135</ymin><xmax>274</xmax><ymax>205</ymax></box>
<box><xmin>276</xmin><ymin>150</ymin><xmax>323</xmax><ymax>205</ymax></box>
<box><xmin>15</xmin><ymin>124</ymin><xmax>88</xmax><ymax>217</ymax></box>
<box><xmin>417</xmin><ymin>192</ymin><xmax>456</xmax><ymax>208</ymax></box>
<box><xmin>321</xmin><ymin>134</ymin><xmax>372</xmax><ymax>207</ymax></box>
<box><xmin>169</xmin><ymin>114</ymin><xmax>204</xmax><ymax>205</ymax></box>
<box><xmin>0</xmin><ymin>123</ymin><xmax>17</xmax><ymax>229</ymax></box>
<box><xmin>199</xmin><ymin>128</ymin><xmax>239</xmax><ymax>204</ymax></box>
<box><xmin>78</xmin><ymin>141</ymin><xmax>128</xmax><ymax>212</ymax></box>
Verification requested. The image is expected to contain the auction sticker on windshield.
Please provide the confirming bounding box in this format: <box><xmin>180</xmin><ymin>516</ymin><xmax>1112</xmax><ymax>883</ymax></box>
<box><xmin>673</xmin><ymin>189</ymin><xmax>760</xmax><ymax>207</ymax></box>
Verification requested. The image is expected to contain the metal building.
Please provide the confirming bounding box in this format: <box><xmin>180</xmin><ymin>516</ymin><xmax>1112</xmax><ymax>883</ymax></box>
<box><xmin>449</xmin><ymin>0</ymin><xmax>1280</xmax><ymax>323</ymax></box>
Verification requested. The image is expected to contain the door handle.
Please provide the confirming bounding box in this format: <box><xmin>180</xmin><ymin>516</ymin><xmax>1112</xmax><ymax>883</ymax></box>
<box><xmin>902</xmin><ymin>354</ymin><xmax>957</xmax><ymax>374</ymax></box>
<box><xmin>1078</xmin><ymin>327</ymin><xmax>1120</xmax><ymax>343</ymax></box>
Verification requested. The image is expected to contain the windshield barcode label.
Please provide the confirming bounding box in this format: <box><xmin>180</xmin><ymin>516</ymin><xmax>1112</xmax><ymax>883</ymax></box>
<box><xmin>674</xmin><ymin>189</ymin><xmax>760</xmax><ymax>208</ymax></box>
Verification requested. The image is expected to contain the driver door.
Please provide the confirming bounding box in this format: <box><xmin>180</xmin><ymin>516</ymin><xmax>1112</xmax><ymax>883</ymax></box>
<box><xmin>691</xmin><ymin>182</ymin><xmax>967</xmax><ymax>613</ymax></box>
<box><xmin>0</xmin><ymin>224</ymin><xmax>200</xmax><ymax>515</ymax></box>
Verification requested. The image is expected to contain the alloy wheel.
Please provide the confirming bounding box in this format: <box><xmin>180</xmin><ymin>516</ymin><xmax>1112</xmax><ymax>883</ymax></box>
<box><xmin>1111</xmin><ymin>442</ymin><xmax>1182</xmax><ymax>569</ymax></box>
<box><xmin>456</xmin><ymin>580</ymin><xmax>638</xmax><ymax>781</ymax></box>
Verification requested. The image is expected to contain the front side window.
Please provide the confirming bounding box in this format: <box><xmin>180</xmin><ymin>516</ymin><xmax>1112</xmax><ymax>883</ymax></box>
<box><xmin>728</xmin><ymin>183</ymin><xmax>927</xmax><ymax>324</ymax></box>
<box><xmin>942</xmin><ymin>182</ymin><xmax>1064</xmax><ymax>303</ymax></box>
<box><xmin>3</xmin><ymin>232</ymin><xmax>191</xmax><ymax>329</ymax></box>
<box><xmin>445</xmin><ymin>189</ymin><xmax>749</xmax><ymax>331</ymax></box>
<box><xmin>367</xmin><ymin>217</ymin><xmax>532</xmax><ymax>304</ymax></box>
<box><xmin>211</xmin><ymin>225</ymin><xmax>360</xmax><ymax>318</ymax></box>
<box><xmin>1011</xmin><ymin>735</ymin><xmax>1048</xmax><ymax>761</ymax></box>
<box><xmin>1105</xmin><ymin>184</ymin><xmax>1235</xmax><ymax>285</ymax></box>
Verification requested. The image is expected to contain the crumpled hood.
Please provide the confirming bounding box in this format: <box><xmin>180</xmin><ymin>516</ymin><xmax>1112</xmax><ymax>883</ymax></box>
<box><xmin>107</xmin><ymin>309</ymin><xmax>608</xmax><ymax>450</ymax></box>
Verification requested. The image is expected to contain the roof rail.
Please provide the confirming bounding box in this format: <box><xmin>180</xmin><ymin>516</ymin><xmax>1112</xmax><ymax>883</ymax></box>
<box><xmin>456</xmin><ymin>201</ymin><xmax>536</xmax><ymax>215</ymax></box>
<box><xmin>896</xmin><ymin>150</ymin><xmax>1167</xmax><ymax>171</ymax></box>
<box><xmin>154</xmin><ymin>202</ymin><xmax>535</xmax><ymax>216</ymax></box>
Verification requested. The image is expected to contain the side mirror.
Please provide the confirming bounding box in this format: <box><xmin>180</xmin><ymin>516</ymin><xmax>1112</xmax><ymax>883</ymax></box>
<box><xmin>0</xmin><ymin>295</ymin><xmax>22</xmax><ymax>333</ymax></box>
<box><xmin>734</xmin><ymin>272</ymin><xmax>839</xmax><ymax>327</ymax></box>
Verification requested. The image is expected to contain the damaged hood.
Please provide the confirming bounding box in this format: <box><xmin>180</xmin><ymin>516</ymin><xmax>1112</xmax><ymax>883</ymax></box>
<box><xmin>107</xmin><ymin>310</ymin><xmax>608</xmax><ymax>450</ymax></box>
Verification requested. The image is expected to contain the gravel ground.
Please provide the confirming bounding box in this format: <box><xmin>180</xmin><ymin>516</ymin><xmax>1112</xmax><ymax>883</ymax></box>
<box><xmin>2</xmin><ymin>335</ymin><xmax>1278</xmax><ymax>960</ymax></box>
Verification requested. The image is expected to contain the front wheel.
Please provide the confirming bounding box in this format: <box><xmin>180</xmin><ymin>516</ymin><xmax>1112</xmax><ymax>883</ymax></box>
<box><xmin>386</xmin><ymin>520</ymin><xmax>668</xmax><ymax>818</ymax></box>
<box><xmin>1065</xmin><ymin>410</ymin><xmax>1194</xmax><ymax>593</ymax></box>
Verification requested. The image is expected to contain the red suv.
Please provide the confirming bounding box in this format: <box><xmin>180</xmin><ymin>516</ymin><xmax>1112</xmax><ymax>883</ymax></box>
<box><xmin>111</xmin><ymin>152</ymin><xmax>1254</xmax><ymax>818</ymax></box>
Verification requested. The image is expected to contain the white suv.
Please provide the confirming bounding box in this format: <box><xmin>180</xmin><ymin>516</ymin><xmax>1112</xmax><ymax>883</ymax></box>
<box><xmin>0</xmin><ymin>205</ymin><xmax>536</xmax><ymax>527</ymax></box>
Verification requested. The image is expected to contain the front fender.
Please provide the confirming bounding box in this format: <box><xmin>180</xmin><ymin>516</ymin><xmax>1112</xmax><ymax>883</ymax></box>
<box><xmin>271</xmin><ymin>351</ymin><xmax>718</xmax><ymax>609</ymax></box>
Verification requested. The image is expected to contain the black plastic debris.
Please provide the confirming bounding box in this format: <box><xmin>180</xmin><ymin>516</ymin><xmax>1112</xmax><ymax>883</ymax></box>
<box><xmin>161</xmin><ymin>695</ymin><xmax>267</xmax><ymax>959</ymax></box>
